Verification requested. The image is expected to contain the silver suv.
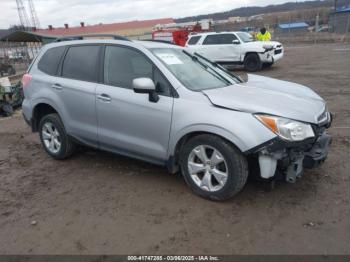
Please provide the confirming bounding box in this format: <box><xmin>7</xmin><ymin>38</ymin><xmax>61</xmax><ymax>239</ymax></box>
<box><xmin>22</xmin><ymin>36</ymin><xmax>332</xmax><ymax>201</ymax></box>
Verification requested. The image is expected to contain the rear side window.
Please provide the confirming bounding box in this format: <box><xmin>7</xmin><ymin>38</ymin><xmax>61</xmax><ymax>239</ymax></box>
<box><xmin>38</xmin><ymin>46</ymin><xmax>66</xmax><ymax>75</ymax></box>
<box><xmin>187</xmin><ymin>36</ymin><xmax>201</xmax><ymax>45</ymax></box>
<box><xmin>62</xmin><ymin>45</ymin><xmax>100</xmax><ymax>82</ymax></box>
<box><xmin>203</xmin><ymin>34</ymin><xmax>237</xmax><ymax>45</ymax></box>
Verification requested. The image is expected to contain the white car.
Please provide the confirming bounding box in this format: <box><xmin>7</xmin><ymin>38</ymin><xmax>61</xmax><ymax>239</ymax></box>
<box><xmin>185</xmin><ymin>31</ymin><xmax>284</xmax><ymax>71</ymax></box>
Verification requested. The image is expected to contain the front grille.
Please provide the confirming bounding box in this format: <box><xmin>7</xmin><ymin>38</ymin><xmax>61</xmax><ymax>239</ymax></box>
<box><xmin>275</xmin><ymin>49</ymin><xmax>282</xmax><ymax>55</ymax></box>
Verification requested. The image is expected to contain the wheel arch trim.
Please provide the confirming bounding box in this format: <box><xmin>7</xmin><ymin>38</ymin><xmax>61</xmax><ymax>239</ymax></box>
<box><xmin>166</xmin><ymin>124</ymin><xmax>248</xmax><ymax>173</ymax></box>
<box><xmin>170</xmin><ymin>125</ymin><xmax>247</xmax><ymax>154</ymax></box>
<box><xmin>31</xmin><ymin>99</ymin><xmax>65</xmax><ymax>131</ymax></box>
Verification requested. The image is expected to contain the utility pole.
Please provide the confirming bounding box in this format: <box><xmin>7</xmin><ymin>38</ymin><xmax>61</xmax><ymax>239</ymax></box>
<box><xmin>28</xmin><ymin>0</ymin><xmax>41</xmax><ymax>29</ymax></box>
<box><xmin>314</xmin><ymin>14</ymin><xmax>319</xmax><ymax>44</ymax></box>
<box><xmin>315</xmin><ymin>14</ymin><xmax>320</xmax><ymax>32</ymax></box>
<box><xmin>15</xmin><ymin>0</ymin><xmax>31</xmax><ymax>29</ymax></box>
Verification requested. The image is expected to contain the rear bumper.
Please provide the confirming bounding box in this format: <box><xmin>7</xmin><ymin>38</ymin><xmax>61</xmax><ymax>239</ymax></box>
<box><xmin>22</xmin><ymin>112</ymin><xmax>36</xmax><ymax>131</ymax></box>
<box><xmin>22</xmin><ymin>112</ymin><xmax>31</xmax><ymax>126</ymax></box>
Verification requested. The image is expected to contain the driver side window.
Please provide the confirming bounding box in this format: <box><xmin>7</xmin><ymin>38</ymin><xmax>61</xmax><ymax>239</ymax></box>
<box><xmin>104</xmin><ymin>45</ymin><xmax>172</xmax><ymax>97</ymax></box>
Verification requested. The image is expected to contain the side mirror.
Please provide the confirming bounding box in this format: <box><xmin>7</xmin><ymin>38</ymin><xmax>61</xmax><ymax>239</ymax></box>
<box><xmin>133</xmin><ymin>78</ymin><xmax>159</xmax><ymax>103</ymax></box>
<box><xmin>232</xmin><ymin>40</ymin><xmax>240</xmax><ymax>45</ymax></box>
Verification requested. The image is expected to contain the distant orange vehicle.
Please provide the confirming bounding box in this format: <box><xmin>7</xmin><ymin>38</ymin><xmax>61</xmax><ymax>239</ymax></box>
<box><xmin>152</xmin><ymin>23</ymin><xmax>210</xmax><ymax>46</ymax></box>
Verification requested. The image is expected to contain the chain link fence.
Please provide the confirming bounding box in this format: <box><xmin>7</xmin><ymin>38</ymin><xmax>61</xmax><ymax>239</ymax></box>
<box><xmin>0</xmin><ymin>41</ymin><xmax>42</xmax><ymax>78</ymax></box>
<box><xmin>213</xmin><ymin>10</ymin><xmax>350</xmax><ymax>45</ymax></box>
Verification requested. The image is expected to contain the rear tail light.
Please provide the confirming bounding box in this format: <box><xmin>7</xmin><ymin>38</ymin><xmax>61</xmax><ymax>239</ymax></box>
<box><xmin>22</xmin><ymin>73</ymin><xmax>32</xmax><ymax>89</ymax></box>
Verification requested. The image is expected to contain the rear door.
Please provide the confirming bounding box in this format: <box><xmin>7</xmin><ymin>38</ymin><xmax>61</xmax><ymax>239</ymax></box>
<box><xmin>95</xmin><ymin>45</ymin><xmax>174</xmax><ymax>163</ymax></box>
<box><xmin>54</xmin><ymin>45</ymin><xmax>101</xmax><ymax>147</ymax></box>
<box><xmin>195</xmin><ymin>34</ymin><xmax>240</xmax><ymax>62</ymax></box>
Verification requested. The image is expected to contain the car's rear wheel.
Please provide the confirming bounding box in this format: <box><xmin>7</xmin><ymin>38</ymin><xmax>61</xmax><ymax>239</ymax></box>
<box><xmin>39</xmin><ymin>113</ymin><xmax>76</xmax><ymax>160</ymax></box>
<box><xmin>180</xmin><ymin>134</ymin><xmax>248</xmax><ymax>201</ymax></box>
<box><xmin>244</xmin><ymin>53</ymin><xmax>262</xmax><ymax>72</ymax></box>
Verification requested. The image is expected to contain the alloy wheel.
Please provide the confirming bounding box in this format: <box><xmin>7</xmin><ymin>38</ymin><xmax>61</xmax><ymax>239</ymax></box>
<box><xmin>42</xmin><ymin>122</ymin><xmax>61</xmax><ymax>154</ymax></box>
<box><xmin>187</xmin><ymin>145</ymin><xmax>228</xmax><ymax>192</ymax></box>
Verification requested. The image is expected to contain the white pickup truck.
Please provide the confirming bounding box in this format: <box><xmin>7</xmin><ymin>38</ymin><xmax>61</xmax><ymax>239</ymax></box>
<box><xmin>185</xmin><ymin>31</ymin><xmax>284</xmax><ymax>71</ymax></box>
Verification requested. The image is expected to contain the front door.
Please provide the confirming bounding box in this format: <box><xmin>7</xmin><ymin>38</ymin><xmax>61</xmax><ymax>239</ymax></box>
<box><xmin>96</xmin><ymin>45</ymin><xmax>174</xmax><ymax>163</ymax></box>
<box><xmin>196</xmin><ymin>34</ymin><xmax>240</xmax><ymax>62</ymax></box>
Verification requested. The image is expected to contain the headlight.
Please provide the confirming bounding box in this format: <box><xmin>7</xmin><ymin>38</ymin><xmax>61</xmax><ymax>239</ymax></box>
<box><xmin>255</xmin><ymin>114</ymin><xmax>314</xmax><ymax>142</ymax></box>
<box><xmin>263</xmin><ymin>44</ymin><xmax>274</xmax><ymax>50</ymax></box>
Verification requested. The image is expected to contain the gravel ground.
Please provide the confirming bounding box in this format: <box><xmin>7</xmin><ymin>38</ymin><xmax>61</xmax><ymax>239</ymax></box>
<box><xmin>0</xmin><ymin>43</ymin><xmax>349</xmax><ymax>255</ymax></box>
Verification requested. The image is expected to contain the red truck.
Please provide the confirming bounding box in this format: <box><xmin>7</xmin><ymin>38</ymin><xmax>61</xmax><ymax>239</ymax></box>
<box><xmin>152</xmin><ymin>21</ymin><xmax>211</xmax><ymax>46</ymax></box>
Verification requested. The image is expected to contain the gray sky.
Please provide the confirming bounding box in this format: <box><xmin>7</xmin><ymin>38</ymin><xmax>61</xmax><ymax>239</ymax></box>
<box><xmin>1</xmin><ymin>0</ymin><xmax>297</xmax><ymax>29</ymax></box>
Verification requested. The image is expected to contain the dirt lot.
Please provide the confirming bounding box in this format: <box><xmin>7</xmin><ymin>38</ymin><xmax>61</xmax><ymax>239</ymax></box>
<box><xmin>0</xmin><ymin>43</ymin><xmax>350</xmax><ymax>255</ymax></box>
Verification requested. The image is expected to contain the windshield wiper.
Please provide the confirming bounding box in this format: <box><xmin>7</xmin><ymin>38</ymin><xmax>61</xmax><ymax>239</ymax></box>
<box><xmin>182</xmin><ymin>50</ymin><xmax>232</xmax><ymax>86</ymax></box>
<box><xmin>193</xmin><ymin>52</ymin><xmax>243</xmax><ymax>83</ymax></box>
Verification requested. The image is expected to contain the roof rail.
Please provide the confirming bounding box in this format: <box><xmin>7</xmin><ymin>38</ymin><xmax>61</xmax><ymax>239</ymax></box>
<box><xmin>142</xmin><ymin>39</ymin><xmax>177</xmax><ymax>45</ymax></box>
<box><xmin>53</xmin><ymin>34</ymin><xmax>131</xmax><ymax>42</ymax></box>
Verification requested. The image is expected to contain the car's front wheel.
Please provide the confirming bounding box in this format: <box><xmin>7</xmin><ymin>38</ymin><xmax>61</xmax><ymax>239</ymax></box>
<box><xmin>39</xmin><ymin>113</ymin><xmax>76</xmax><ymax>160</ymax></box>
<box><xmin>180</xmin><ymin>134</ymin><xmax>248</xmax><ymax>201</ymax></box>
<box><xmin>244</xmin><ymin>53</ymin><xmax>262</xmax><ymax>72</ymax></box>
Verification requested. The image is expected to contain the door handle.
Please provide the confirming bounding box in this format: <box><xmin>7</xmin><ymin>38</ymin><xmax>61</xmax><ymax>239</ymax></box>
<box><xmin>97</xmin><ymin>94</ymin><xmax>111</xmax><ymax>102</ymax></box>
<box><xmin>52</xmin><ymin>83</ymin><xmax>62</xmax><ymax>90</ymax></box>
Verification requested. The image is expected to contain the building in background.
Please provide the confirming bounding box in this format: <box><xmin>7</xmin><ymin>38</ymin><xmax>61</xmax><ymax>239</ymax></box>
<box><xmin>275</xmin><ymin>22</ymin><xmax>310</xmax><ymax>34</ymax></box>
<box><xmin>329</xmin><ymin>6</ymin><xmax>350</xmax><ymax>33</ymax></box>
<box><xmin>35</xmin><ymin>18</ymin><xmax>174</xmax><ymax>39</ymax></box>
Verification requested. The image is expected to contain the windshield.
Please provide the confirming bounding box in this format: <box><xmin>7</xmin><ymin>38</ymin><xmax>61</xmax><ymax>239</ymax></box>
<box><xmin>151</xmin><ymin>48</ymin><xmax>239</xmax><ymax>91</ymax></box>
<box><xmin>236</xmin><ymin>32</ymin><xmax>254</xmax><ymax>43</ymax></box>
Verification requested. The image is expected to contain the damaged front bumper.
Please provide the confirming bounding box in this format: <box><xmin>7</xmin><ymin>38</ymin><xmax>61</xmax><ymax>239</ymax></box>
<box><xmin>259</xmin><ymin>46</ymin><xmax>284</xmax><ymax>64</ymax></box>
<box><xmin>249</xmin><ymin>123</ymin><xmax>332</xmax><ymax>183</ymax></box>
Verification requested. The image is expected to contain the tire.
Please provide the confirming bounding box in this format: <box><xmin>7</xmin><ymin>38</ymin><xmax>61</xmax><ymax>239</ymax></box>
<box><xmin>39</xmin><ymin>113</ymin><xmax>76</xmax><ymax>160</ymax></box>
<box><xmin>7</xmin><ymin>66</ymin><xmax>15</xmax><ymax>75</ymax></box>
<box><xmin>0</xmin><ymin>102</ymin><xmax>13</xmax><ymax>117</ymax></box>
<box><xmin>180</xmin><ymin>134</ymin><xmax>248</xmax><ymax>201</ymax></box>
<box><xmin>244</xmin><ymin>53</ymin><xmax>262</xmax><ymax>72</ymax></box>
<box><xmin>263</xmin><ymin>62</ymin><xmax>274</xmax><ymax>68</ymax></box>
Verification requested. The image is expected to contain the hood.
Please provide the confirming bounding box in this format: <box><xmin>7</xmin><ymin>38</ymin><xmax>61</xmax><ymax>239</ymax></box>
<box><xmin>202</xmin><ymin>74</ymin><xmax>325</xmax><ymax>124</ymax></box>
<box><xmin>241</xmin><ymin>41</ymin><xmax>282</xmax><ymax>50</ymax></box>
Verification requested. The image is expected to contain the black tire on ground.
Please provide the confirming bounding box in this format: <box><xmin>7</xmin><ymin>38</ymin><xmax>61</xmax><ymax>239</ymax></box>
<box><xmin>244</xmin><ymin>53</ymin><xmax>262</xmax><ymax>72</ymax></box>
<box><xmin>7</xmin><ymin>66</ymin><xmax>16</xmax><ymax>75</ymax></box>
<box><xmin>0</xmin><ymin>102</ymin><xmax>13</xmax><ymax>117</ymax></box>
<box><xmin>180</xmin><ymin>134</ymin><xmax>248</xmax><ymax>201</ymax></box>
<box><xmin>263</xmin><ymin>62</ymin><xmax>274</xmax><ymax>68</ymax></box>
<box><xmin>38</xmin><ymin>113</ymin><xmax>76</xmax><ymax>160</ymax></box>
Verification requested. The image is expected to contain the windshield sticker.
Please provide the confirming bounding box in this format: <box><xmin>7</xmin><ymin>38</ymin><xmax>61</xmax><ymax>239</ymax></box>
<box><xmin>156</xmin><ymin>53</ymin><xmax>183</xmax><ymax>65</ymax></box>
